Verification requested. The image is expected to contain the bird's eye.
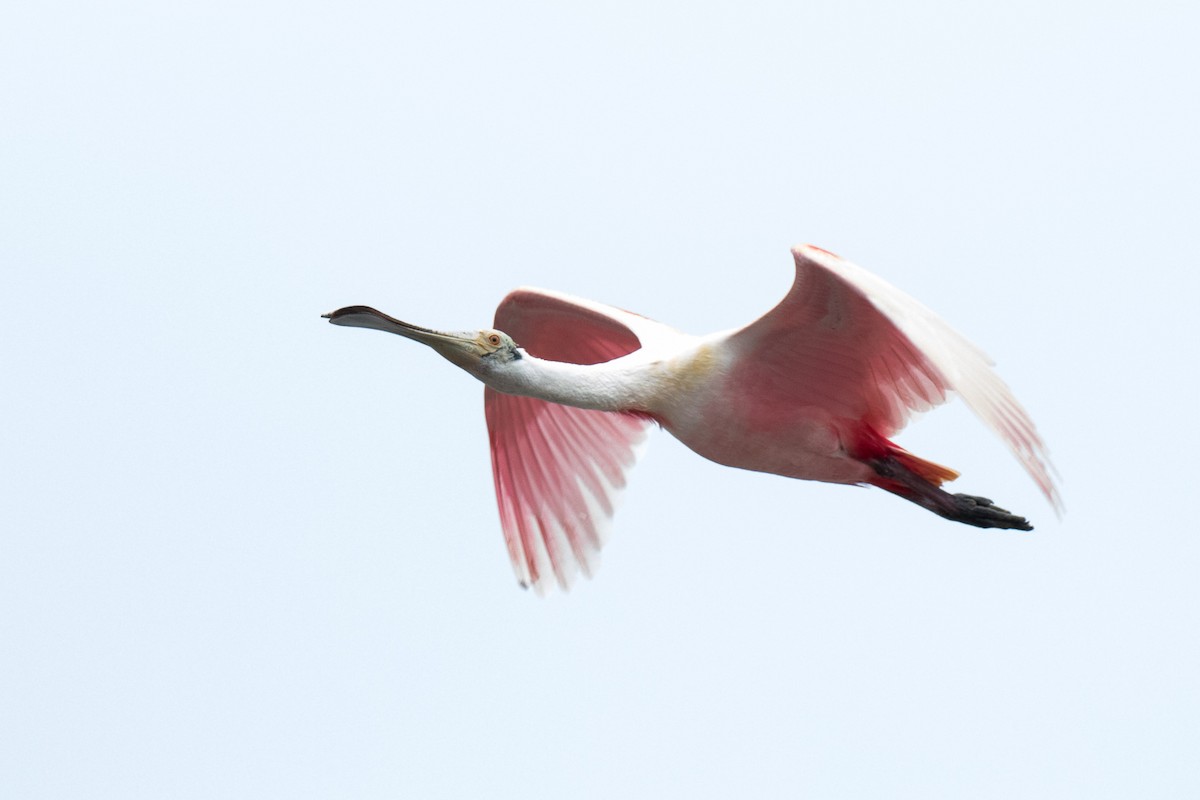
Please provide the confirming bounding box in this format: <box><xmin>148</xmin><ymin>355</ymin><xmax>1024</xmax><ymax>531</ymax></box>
<box><xmin>487</xmin><ymin>334</ymin><xmax>502</xmax><ymax>347</ymax></box>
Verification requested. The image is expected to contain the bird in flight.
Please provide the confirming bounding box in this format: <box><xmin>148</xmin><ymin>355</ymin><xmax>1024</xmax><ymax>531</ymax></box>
<box><xmin>325</xmin><ymin>245</ymin><xmax>1060</xmax><ymax>593</ymax></box>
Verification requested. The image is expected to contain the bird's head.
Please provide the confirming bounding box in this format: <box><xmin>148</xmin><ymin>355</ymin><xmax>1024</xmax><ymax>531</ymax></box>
<box><xmin>322</xmin><ymin>305</ymin><xmax>522</xmax><ymax>375</ymax></box>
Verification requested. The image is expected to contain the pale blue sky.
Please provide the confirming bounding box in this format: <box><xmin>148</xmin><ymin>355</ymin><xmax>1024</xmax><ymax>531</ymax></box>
<box><xmin>2</xmin><ymin>1</ymin><xmax>1197</xmax><ymax>797</ymax></box>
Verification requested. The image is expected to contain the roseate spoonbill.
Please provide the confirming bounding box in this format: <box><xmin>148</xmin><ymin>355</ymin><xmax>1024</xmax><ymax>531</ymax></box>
<box><xmin>324</xmin><ymin>245</ymin><xmax>1060</xmax><ymax>593</ymax></box>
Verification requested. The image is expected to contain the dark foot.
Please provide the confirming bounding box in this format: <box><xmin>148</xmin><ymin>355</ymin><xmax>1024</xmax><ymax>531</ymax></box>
<box><xmin>951</xmin><ymin>494</ymin><xmax>1033</xmax><ymax>531</ymax></box>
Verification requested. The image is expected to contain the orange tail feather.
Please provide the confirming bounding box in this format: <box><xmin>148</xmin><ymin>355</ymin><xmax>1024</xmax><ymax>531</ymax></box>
<box><xmin>890</xmin><ymin>448</ymin><xmax>960</xmax><ymax>487</ymax></box>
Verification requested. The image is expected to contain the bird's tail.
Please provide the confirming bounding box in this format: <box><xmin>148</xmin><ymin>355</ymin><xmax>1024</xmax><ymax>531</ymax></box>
<box><xmin>887</xmin><ymin>448</ymin><xmax>960</xmax><ymax>487</ymax></box>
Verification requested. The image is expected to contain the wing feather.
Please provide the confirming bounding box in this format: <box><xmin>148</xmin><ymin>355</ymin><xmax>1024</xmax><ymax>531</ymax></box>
<box><xmin>731</xmin><ymin>245</ymin><xmax>1060</xmax><ymax>511</ymax></box>
<box><xmin>485</xmin><ymin>288</ymin><xmax>658</xmax><ymax>593</ymax></box>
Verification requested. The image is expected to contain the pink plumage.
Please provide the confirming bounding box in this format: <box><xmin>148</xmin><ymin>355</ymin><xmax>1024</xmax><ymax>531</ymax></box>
<box><xmin>325</xmin><ymin>245</ymin><xmax>1060</xmax><ymax>594</ymax></box>
<box><xmin>486</xmin><ymin>289</ymin><xmax>654</xmax><ymax>590</ymax></box>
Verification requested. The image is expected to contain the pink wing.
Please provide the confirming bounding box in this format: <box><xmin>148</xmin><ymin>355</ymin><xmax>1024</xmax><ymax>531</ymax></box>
<box><xmin>486</xmin><ymin>288</ymin><xmax>661</xmax><ymax>593</ymax></box>
<box><xmin>730</xmin><ymin>245</ymin><xmax>1061</xmax><ymax>510</ymax></box>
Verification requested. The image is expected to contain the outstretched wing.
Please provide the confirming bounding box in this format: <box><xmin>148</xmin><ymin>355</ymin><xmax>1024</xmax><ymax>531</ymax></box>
<box><xmin>729</xmin><ymin>245</ymin><xmax>1060</xmax><ymax>510</ymax></box>
<box><xmin>486</xmin><ymin>288</ymin><xmax>665</xmax><ymax>594</ymax></box>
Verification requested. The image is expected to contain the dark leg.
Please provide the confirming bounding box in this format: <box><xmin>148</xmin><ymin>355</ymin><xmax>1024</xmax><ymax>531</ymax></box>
<box><xmin>867</xmin><ymin>455</ymin><xmax>1034</xmax><ymax>531</ymax></box>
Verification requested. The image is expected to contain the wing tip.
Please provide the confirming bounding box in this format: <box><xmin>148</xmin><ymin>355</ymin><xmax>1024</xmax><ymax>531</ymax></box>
<box><xmin>792</xmin><ymin>243</ymin><xmax>843</xmax><ymax>261</ymax></box>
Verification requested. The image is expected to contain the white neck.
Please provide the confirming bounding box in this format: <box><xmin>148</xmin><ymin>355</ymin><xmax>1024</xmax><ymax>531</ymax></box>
<box><xmin>479</xmin><ymin>352</ymin><xmax>660</xmax><ymax>413</ymax></box>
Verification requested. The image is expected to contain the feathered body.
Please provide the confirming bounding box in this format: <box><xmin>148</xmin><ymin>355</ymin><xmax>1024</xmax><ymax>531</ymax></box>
<box><xmin>326</xmin><ymin>245</ymin><xmax>1060</xmax><ymax>593</ymax></box>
